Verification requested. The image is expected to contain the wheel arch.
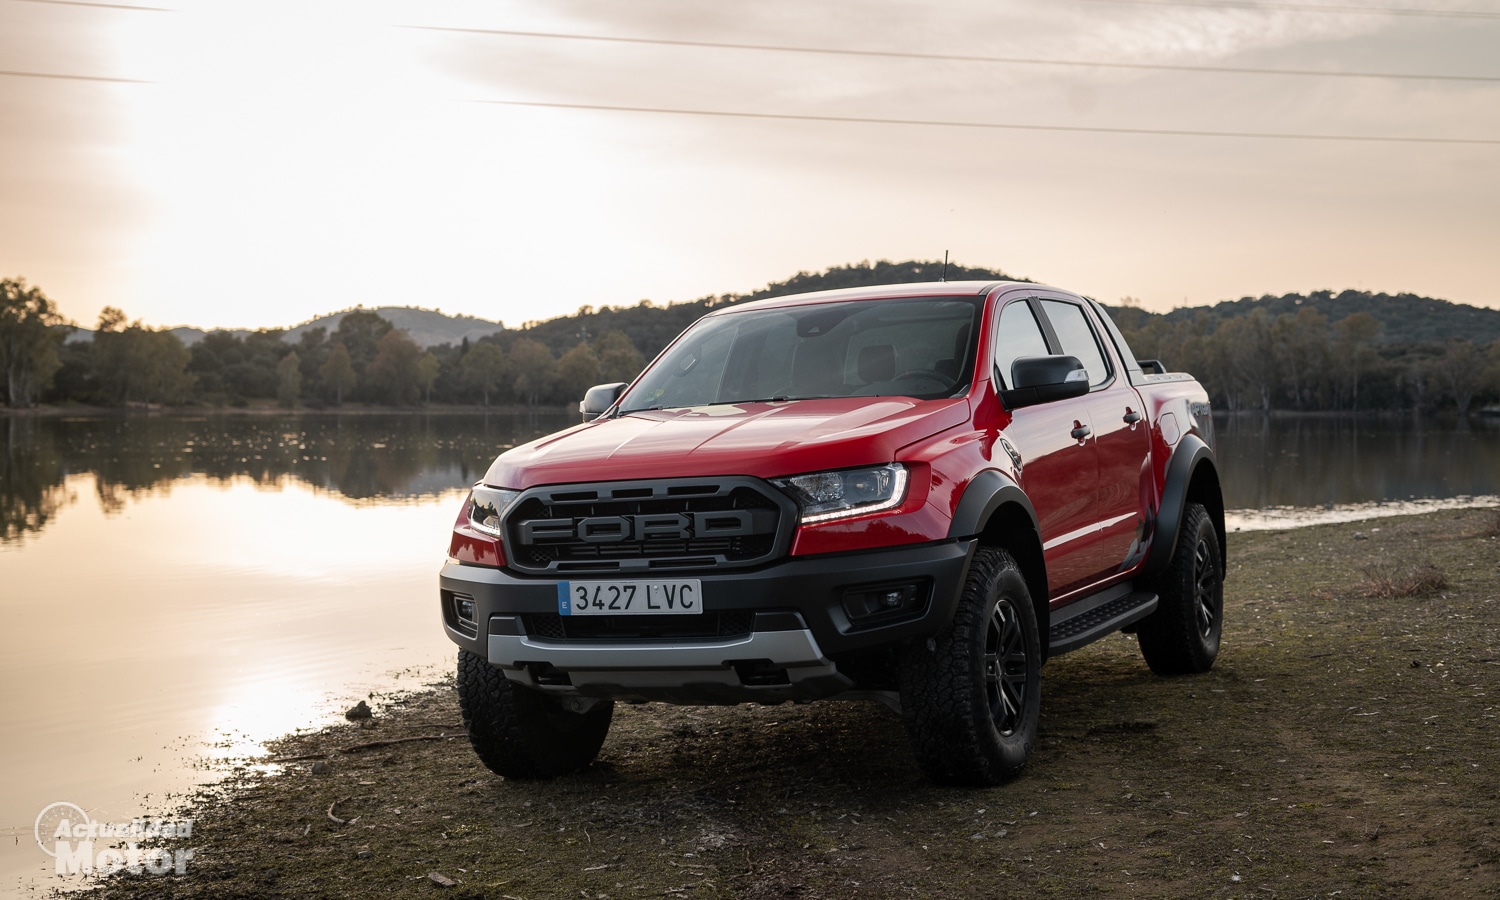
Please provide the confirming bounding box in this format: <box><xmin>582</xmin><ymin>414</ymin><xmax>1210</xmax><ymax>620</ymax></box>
<box><xmin>1143</xmin><ymin>434</ymin><xmax>1226</xmax><ymax>580</ymax></box>
<box><xmin>950</xmin><ymin>469</ymin><xmax>1052</xmax><ymax>661</ymax></box>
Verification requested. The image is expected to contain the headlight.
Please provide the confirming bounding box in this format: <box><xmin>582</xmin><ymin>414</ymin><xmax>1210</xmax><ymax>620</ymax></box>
<box><xmin>773</xmin><ymin>464</ymin><xmax>908</xmax><ymax>524</ymax></box>
<box><xmin>467</xmin><ymin>485</ymin><xmax>519</xmax><ymax>538</ymax></box>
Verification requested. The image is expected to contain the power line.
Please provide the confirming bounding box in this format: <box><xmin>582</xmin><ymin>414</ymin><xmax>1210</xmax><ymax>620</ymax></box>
<box><xmin>470</xmin><ymin>96</ymin><xmax>1500</xmax><ymax>145</ymax></box>
<box><xmin>11</xmin><ymin>0</ymin><xmax>174</xmax><ymax>10</ymax></box>
<box><xmin>0</xmin><ymin>68</ymin><xmax>153</xmax><ymax>84</ymax></box>
<box><xmin>1070</xmin><ymin>0</ymin><xmax>1500</xmax><ymax>19</ymax></box>
<box><xmin>402</xmin><ymin>25</ymin><xmax>1500</xmax><ymax>84</ymax></box>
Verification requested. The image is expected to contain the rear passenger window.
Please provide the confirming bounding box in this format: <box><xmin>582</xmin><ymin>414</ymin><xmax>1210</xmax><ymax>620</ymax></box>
<box><xmin>994</xmin><ymin>300</ymin><xmax>1051</xmax><ymax>389</ymax></box>
<box><xmin>1040</xmin><ymin>300</ymin><xmax>1110</xmax><ymax>388</ymax></box>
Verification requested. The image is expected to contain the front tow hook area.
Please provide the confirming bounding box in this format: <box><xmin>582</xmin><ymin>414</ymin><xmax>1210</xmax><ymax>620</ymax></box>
<box><xmin>732</xmin><ymin>659</ymin><xmax>791</xmax><ymax>686</ymax></box>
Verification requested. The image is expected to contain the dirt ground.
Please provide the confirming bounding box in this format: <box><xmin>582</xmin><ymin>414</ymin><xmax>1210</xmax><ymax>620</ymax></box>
<box><xmin>79</xmin><ymin>508</ymin><xmax>1500</xmax><ymax>899</ymax></box>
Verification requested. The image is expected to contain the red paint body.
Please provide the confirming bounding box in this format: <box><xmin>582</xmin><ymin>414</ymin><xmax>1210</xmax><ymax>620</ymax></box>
<box><xmin>450</xmin><ymin>281</ymin><xmax>1214</xmax><ymax>612</ymax></box>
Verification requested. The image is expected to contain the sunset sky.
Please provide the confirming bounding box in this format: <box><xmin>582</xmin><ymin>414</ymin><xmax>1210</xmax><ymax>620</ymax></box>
<box><xmin>2</xmin><ymin>0</ymin><xmax>1497</xmax><ymax>332</ymax></box>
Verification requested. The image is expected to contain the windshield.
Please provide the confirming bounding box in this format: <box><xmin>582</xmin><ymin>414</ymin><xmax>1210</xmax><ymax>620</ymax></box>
<box><xmin>618</xmin><ymin>296</ymin><xmax>983</xmax><ymax>412</ymax></box>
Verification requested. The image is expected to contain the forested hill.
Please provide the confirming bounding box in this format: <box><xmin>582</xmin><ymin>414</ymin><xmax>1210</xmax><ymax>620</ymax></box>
<box><xmin>516</xmin><ymin>266</ymin><xmax>1500</xmax><ymax>359</ymax></box>
<box><xmin>518</xmin><ymin>259</ymin><xmax>1023</xmax><ymax>359</ymax></box>
<box><xmin>151</xmin><ymin>267</ymin><xmax>1500</xmax><ymax>357</ymax></box>
<box><xmin>1138</xmin><ymin>289</ymin><xmax>1500</xmax><ymax>346</ymax></box>
<box><xmin>164</xmin><ymin>306</ymin><xmax>506</xmax><ymax>350</ymax></box>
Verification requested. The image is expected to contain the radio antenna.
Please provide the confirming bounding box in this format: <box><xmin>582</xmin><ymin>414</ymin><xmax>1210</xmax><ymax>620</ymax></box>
<box><xmin>941</xmin><ymin>251</ymin><xmax>949</xmax><ymax>282</ymax></box>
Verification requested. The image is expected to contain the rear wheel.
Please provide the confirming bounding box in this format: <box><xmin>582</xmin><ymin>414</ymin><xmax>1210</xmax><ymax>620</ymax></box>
<box><xmin>1138</xmin><ymin>502</ymin><xmax>1223</xmax><ymax>675</ymax></box>
<box><xmin>898</xmin><ymin>547</ymin><xmax>1042</xmax><ymax>786</ymax></box>
<box><xmin>457</xmin><ymin>650</ymin><xmax>614</xmax><ymax>778</ymax></box>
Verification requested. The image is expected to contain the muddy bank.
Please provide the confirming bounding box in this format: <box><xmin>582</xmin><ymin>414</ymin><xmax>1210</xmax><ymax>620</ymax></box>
<box><xmin>79</xmin><ymin>509</ymin><xmax>1500</xmax><ymax>899</ymax></box>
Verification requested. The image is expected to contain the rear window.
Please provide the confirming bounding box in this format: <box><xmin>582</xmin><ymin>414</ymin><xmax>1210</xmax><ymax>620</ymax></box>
<box><xmin>1040</xmin><ymin>299</ymin><xmax>1111</xmax><ymax>389</ymax></box>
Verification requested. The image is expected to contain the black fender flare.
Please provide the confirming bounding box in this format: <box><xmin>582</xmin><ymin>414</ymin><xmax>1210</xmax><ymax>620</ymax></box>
<box><xmin>948</xmin><ymin>469</ymin><xmax>1051</xmax><ymax>656</ymax></box>
<box><xmin>1142</xmin><ymin>434</ymin><xmax>1222</xmax><ymax>578</ymax></box>
<box><xmin>948</xmin><ymin>469</ymin><xmax>1039</xmax><ymax>540</ymax></box>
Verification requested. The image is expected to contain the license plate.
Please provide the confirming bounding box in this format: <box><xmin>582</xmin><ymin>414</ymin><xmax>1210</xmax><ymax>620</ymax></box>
<box><xmin>558</xmin><ymin>580</ymin><xmax>703</xmax><ymax>616</ymax></box>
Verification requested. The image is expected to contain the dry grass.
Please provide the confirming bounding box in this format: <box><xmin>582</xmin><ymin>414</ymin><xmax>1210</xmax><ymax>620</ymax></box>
<box><xmin>1359</xmin><ymin>561</ymin><xmax>1449</xmax><ymax>598</ymax></box>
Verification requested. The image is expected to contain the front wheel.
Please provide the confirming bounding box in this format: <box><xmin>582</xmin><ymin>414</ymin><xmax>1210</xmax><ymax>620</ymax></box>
<box><xmin>898</xmin><ymin>547</ymin><xmax>1042</xmax><ymax>786</ymax></box>
<box><xmin>457</xmin><ymin>650</ymin><xmax>614</xmax><ymax>779</ymax></box>
<box><xmin>1138</xmin><ymin>502</ymin><xmax>1224</xmax><ymax>675</ymax></box>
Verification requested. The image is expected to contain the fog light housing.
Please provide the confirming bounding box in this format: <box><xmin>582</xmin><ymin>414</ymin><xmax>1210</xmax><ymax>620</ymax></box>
<box><xmin>842</xmin><ymin>580</ymin><xmax>929</xmax><ymax>627</ymax></box>
<box><xmin>444</xmin><ymin>591</ymin><xmax>479</xmax><ymax>639</ymax></box>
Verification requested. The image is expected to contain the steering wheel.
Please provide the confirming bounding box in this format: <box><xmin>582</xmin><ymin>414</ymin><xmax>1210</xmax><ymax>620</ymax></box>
<box><xmin>897</xmin><ymin>368</ymin><xmax>957</xmax><ymax>389</ymax></box>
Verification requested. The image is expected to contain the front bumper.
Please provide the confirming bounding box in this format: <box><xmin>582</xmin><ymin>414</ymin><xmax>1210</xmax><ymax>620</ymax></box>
<box><xmin>439</xmin><ymin>539</ymin><xmax>975</xmax><ymax>704</ymax></box>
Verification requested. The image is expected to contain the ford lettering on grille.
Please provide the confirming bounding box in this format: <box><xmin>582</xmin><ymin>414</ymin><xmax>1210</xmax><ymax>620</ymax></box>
<box><xmin>520</xmin><ymin>511</ymin><xmax>758</xmax><ymax>544</ymax></box>
<box><xmin>502</xmin><ymin>477</ymin><xmax>792</xmax><ymax>574</ymax></box>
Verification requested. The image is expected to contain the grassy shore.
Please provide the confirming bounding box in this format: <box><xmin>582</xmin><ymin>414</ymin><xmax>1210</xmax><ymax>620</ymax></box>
<box><xmin>80</xmin><ymin>508</ymin><xmax>1500</xmax><ymax>899</ymax></box>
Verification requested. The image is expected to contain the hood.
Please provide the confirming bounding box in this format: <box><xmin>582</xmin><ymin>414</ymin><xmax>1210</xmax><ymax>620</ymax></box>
<box><xmin>483</xmin><ymin>397</ymin><xmax>970</xmax><ymax>488</ymax></box>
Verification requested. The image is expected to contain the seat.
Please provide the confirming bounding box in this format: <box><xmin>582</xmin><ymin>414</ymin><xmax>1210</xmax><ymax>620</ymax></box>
<box><xmin>791</xmin><ymin>341</ymin><xmax>847</xmax><ymax>397</ymax></box>
<box><xmin>857</xmin><ymin>344</ymin><xmax>896</xmax><ymax>384</ymax></box>
<box><xmin>933</xmin><ymin>322</ymin><xmax>972</xmax><ymax>382</ymax></box>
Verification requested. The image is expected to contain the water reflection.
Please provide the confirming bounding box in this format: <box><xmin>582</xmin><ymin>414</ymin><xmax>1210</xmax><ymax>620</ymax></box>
<box><xmin>1</xmin><ymin>417</ymin><xmax>69</xmax><ymax>541</ymax></box>
<box><xmin>0</xmin><ymin>473</ymin><xmax>489</xmax><ymax>894</ymax></box>
<box><xmin>1214</xmin><ymin>413</ymin><xmax>1500</xmax><ymax>511</ymax></box>
<box><xmin>1</xmin><ymin>412</ymin><xmax>579</xmax><ymax>893</ymax></box>
<box><xmin>8</xmin><ymin>411</ymin><xmax>1500</xmax><ymax>544</ymax></box>
<box><xmin>1</xmin><ymin>412</ymin><xmax>575</xmax><ymax>544</ymax></box>
<box><xmin>1213</xmin><ymin>413</ymin><xmax>1500</xmax><ymax>529</ymax></box>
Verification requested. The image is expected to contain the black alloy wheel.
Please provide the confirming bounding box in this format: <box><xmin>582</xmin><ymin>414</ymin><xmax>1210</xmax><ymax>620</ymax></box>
<box><xmin>1138</xmin><ymin>501</ymin><xmax>1223</xmax><ymax>676</ymax></box>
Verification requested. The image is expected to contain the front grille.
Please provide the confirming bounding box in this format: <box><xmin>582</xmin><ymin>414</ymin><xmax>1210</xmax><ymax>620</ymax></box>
<box><xmin>503</xmin><ymin>477</ymin><xmax>794</xmax><ymax>574</ymax></box>
<box><xmin>523</xmin><ymin>611</ymin><xmax>755</xmax><ymax>642</ymax></box>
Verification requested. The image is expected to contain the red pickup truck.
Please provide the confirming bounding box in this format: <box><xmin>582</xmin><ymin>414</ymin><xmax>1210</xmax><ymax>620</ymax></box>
<box><xmin>440</xmin><ymin>280</ymin><xmax>1224</xmax><ymax>786</ymax></box>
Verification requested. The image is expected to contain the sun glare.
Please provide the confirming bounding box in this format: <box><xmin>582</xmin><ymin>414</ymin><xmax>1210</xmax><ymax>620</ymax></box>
<box><xmin>104</xmin><ymin>1</ymin><xmax>614</xmax><ymax>327</ymax></box>
<box><xmin>203</xmin><ymin>674</ymin><xmax>326</xmax><ymax>761</ymax></box>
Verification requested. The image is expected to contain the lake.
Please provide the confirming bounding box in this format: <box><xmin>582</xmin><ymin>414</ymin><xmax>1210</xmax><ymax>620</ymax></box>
<box><xmin>1213</xmin><ymin>413</ymin><xmax>1500</xmax><ymax>529</ymax></box>
<box><xmin>2</xmin><ymin>410</ymin><xmax>1498</xmax><ymax>894</ymax></box>
<box><xmin>0</xmin><ymin>411</ymin><xmax>575</xmax><ymax>896</ymax></box>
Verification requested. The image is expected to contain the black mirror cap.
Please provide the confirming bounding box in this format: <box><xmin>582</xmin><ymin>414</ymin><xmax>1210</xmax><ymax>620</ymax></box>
<box><xmin>579</xmin><ymin>382</ymin><xmax>628</xmax><ymax>418</ymax></box>
<box><xmin>1000</xmin><ymin>355</ymin><xmax>1090</xmax><ymax>409</ymax></box>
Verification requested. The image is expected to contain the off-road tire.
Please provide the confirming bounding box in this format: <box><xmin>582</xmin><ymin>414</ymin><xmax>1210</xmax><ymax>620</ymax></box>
<box><xmin>1138</xmin><ymin>501</ymin><xmax>1223</xmax><ymax>675</ymax></box>
<box><xmin>457</xmin><ymin>650</ymin><xmax>614</xmax><ymax>778</ymax></box>
<box><xmin>898</xmin><ymin>546</ymin><xmax>1042</xmax><ymax>786</ymax></box>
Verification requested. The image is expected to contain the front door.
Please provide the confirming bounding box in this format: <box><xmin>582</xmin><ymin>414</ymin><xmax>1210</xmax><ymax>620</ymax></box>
<box><xmin>1036</xmin><ymin>297</ymin><xmax>1152</xmax><ymax>589</ymax></box>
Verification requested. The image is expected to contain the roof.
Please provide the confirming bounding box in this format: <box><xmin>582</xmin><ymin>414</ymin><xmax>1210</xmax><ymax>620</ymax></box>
<box><xmin>706</xmin><ymin>280</ymin><xmax>1044</xmax><ymax>315</ymax></box>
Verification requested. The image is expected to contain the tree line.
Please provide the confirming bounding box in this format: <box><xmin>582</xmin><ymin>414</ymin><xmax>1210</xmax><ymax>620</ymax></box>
<box><xmin>7</xmin><ymin>267</ymin><xmax>1500</xmax><ymax>413</ymax></box>
<box><xmin>1110</xmin><ymin>300</ymin><xmax>1500</xmax><ymax>414</ymax></box>
<box><xmin>3</xmin><ymin>262</ymin><xmax>986</xmax><ymax>411</ymax></box>
<box><xmin>1</xmin><ymin>277</ymin><xmax>645</xmax><ymax>409</ymax></box>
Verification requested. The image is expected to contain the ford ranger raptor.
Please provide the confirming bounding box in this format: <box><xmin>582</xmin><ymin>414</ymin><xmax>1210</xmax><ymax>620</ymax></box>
<box><xmin>440</xmin><ymin>280</ymin><xmax>1224</xmax><ymax>786</ymax></box>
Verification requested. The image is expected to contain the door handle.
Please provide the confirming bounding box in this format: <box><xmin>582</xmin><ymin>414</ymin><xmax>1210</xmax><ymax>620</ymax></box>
<box><xmin>1070</xmin><ymin>422</ymin><xmax>1091</xmax><ymax>441</ymax></box>
<box><xmin>1123</xmin><ymin>409</ymin><xmax>1142</xmax><ymax>425</ymax></box>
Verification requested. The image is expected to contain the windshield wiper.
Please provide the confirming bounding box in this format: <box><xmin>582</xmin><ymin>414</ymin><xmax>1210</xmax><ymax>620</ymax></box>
<box><xmin>709</xmin><ymin>395</ymin><xmax>793</xmax><ymax>405</ymax></box>
<box><xmin>621</xmin><ymin>395</ymin><xmax>801</xmax><ymax>413</ymax></box>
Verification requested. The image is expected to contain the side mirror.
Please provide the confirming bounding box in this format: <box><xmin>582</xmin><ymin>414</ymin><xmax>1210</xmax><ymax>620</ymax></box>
<box><xmin>1000</xmin><ymin>355</ymin><xmax>1089</xmax><ymax>409</ymax></box>
<box><xmin>579</xmin><ymin>382</ymin><xmax>627</xmax><ymax>418</ymax></box>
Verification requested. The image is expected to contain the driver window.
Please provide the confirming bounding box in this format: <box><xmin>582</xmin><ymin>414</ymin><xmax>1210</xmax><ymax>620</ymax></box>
<box><xmin>994</xmin><ymin>300</ymin><xmax>1051</xmax><ymax>389</ymax></box>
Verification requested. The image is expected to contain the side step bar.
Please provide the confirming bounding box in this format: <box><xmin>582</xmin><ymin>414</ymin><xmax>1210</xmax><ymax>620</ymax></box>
<box><xmin>1048</xmin><ymin>587</ymin><xmax>1158</xmax><ymax>656</ymax></box>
